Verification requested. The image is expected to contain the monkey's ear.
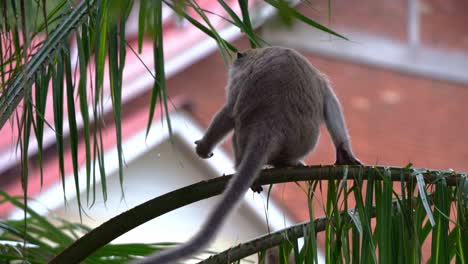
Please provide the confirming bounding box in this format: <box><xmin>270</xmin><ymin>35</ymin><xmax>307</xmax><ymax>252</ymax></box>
<box><xmin>236</xmin><ymin>52</ymin><xmax>245</xmax><ymax>59</ymax></box>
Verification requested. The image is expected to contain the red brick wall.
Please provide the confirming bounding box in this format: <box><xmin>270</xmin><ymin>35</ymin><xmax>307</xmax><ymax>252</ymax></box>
<box><xmin>297</xmin><ymin>0</ymin><xmax>407</xmax><ymax>41</ymax></box>
<box><xmin>304</xmin><ymin>53</ymin><xmax>468</xmax><ymax>171</ymax></box>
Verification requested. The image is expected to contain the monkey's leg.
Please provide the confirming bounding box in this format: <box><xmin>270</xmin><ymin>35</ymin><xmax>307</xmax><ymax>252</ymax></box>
<box><xmin>335</xmin><ymin>142</ymin><xmax>361</xmax><ymax>165</ymax></box>
<box><xmin>324</xmin><ymin>93</ymin><xmax>361</xmax><ymax>165</ymax></box>
<box><xmin>196</xmin><ymin>106</ymin><xmax>234</xmax><ymax>158</ymax></box>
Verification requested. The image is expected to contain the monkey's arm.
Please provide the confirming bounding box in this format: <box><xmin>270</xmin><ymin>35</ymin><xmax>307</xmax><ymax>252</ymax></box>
<box><xmin>196</xmin><ymin>105</ymin><xmax>234</xmax><ymax>158</ymax></box>
<box><xmin>323</xmin><ymin>93</ymin><xmax>362</xmax><ymax>165</ymax></box>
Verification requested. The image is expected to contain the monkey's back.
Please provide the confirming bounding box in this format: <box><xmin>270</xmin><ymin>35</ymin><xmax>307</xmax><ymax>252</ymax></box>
<box><xmin>229</xmin><ymin>47</ymin><xmax>326</xmax><ymax>163</ymax></box>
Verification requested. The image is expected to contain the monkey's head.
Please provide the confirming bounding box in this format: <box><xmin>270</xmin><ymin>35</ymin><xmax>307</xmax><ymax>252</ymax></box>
<box><xmin>230</xmin><ymin>47</ymin><xmax>294</xmax><ymax>79</ymax></box>
<box><xmin>230</xmin><ymin>50</ymin><xmax>252</xmax><ymax>78</ymax></box>
<box><xmin>233</xmin><ymin>49</ymin><xmax>253</xmax><ymax>65</ymax></box>
<box><xmin>231</xmin><ymin>48</ymin><xmax>262</xmax><ymax>70</ymax></box>
<box><xmin>236</xmin><ymin>52</ymin><xmax>245</xmax><ymax>59</ymax></box>
<box><xmin>233</xmin><ymin>47</ymin><xmax>292</xmax><ymax>66</ymax></box>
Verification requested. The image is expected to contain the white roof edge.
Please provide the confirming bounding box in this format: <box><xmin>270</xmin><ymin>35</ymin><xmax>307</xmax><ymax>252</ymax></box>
<box><xmin>263</xmin><ymin>23</ymin><xmax>468</xmax><ymax>85</ymax></box>
<box><xmin>10</xmin><ymin>110</ymin><xmax>295</xmax><ymax>233</ymax></box>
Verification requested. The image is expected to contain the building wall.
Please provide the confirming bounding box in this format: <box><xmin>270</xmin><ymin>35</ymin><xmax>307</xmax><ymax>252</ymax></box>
<box><xmin>296</xmin><ymin>0</ymin><xmax>468</xmax><ymax>53</ymax></box>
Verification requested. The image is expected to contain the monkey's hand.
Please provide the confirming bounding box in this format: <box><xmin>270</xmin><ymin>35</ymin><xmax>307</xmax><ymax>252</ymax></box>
<box><xmin>335</xmin><ymin>143</ymin><xmax>362</xmax><ymax>165</ymax></box>
<box><xmin>195</xmin><ymin>140</ymin><xmax>214</xmax><ymax>159</ymax></box>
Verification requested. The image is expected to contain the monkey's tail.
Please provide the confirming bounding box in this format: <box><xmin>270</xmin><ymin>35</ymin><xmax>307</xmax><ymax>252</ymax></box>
<box><xmin>134</xmin><ymin>136</ymin><xmax>275</xmax><ymax>264</ymax></box>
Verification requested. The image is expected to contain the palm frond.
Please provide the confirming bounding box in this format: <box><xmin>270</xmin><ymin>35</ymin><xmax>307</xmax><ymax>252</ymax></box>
<box><xmin>0</xmin><ymin>191</ymin><xmax>174</xmax><ymax>263</ymax></box>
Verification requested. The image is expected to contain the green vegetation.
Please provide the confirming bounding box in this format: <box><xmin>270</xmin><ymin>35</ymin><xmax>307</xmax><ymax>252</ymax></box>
<box><xmin>0</xmin><ymin>1</ymin><xmax>466</xmax><ymax>263</ymax></box>
<box><xmin>1</xmin><ymin>166</ymin><xmax>467</xmax><ymax>263</ymax></box>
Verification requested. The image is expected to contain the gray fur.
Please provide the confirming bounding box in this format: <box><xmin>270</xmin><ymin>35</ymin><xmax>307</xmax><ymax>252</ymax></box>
<box><xmin>135</xmin><ymin>46</ymin><xmax>361</xmax><ymax>264</ymax></box>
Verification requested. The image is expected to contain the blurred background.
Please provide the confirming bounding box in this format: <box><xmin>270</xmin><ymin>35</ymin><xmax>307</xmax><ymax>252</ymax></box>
<box><xmin>0</xmin><ymin>0</ymin><xmax>467</xmax><ymax>262</ymax></box>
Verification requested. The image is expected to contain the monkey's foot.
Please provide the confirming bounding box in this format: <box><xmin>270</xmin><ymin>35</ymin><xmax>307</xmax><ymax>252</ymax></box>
<box><xmin>251</xmin><ymin>185</ymin><xmax>263</xmax><ymax>193</ymax></box>
<box><xmin>295</xmin><ymin>161</ymin><xmax>306</xmax><ymax>167</ymax></box>
<box><xmin>335</xmin><ymin>144</ymin><xmax>362</xmax><ymax>165</ymax></box>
